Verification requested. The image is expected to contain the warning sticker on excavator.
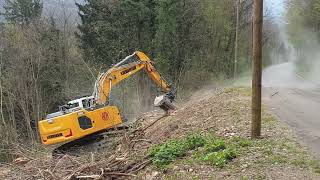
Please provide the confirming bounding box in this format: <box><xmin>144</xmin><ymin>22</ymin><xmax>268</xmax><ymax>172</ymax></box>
<box><xmin>102</xmin><ymin>112</ymin><xmax>109</xmax><ymax>120</ymax></box>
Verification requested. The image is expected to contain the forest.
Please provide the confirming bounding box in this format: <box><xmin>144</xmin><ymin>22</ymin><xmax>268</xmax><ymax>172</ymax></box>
<box><xmin>0</xmin><ymin>0</ymin><xmax>281</xmax><ymax>161</ymax></box>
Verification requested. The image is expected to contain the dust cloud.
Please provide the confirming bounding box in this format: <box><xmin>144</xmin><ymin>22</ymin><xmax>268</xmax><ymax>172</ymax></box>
<box><xmin>262</xmin><ymin>22</ymin><xmax>320</xmax><ymax>89</ymax></box>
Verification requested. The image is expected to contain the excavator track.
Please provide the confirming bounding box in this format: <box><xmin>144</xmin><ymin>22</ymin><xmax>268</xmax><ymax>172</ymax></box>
<box><xmin>52</xmin><ymin>125</ymin><xmax>129</xmax><ymax>157</ymax></box>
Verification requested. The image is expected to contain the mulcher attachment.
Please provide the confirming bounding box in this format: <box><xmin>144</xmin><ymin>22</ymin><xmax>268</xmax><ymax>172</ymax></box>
<box><xmin>154</xmin><ymin>92</ymin><xmax>176</xmax><ymax>112</ymax></box>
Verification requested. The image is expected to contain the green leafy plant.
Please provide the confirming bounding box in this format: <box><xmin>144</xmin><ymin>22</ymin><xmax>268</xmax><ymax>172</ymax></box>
<box><xmin>202</xmin><ymin>149</ymin><xmax>236</xmax><ymax>167</ymax></box>
<box><xmin>185</xmin><ymin>134</ymin><xmax>206</xmax><ymax>149</ymax></box>
<box><xmin>196</xmin><ymin>138</ymin><xmax>237</xmax><ymax>168</ymax></box>
<box><xmin>149</xmin><ymin>134</ymin><xmax>238</xmax><ymax>168</ymax></box>
<box><xmin>204</xmin><ymin>139</ymin><xmax>226</xmax><ymax>153</ymax></box>
<box><xmin>149</xmin><ymin>134</ymin><xmax>206</xmax><ymax>167</ymax></box>
<box><xmin>149</xmin><ymin>140</ymin><xmax>185</xmax><ymax>166</ymax></box>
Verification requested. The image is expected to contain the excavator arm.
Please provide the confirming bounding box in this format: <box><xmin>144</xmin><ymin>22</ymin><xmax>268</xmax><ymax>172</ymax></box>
<box><xmin>93</xmin><ymin>51</ymin><xmax>175</xmax><ymax>110</ymax></box>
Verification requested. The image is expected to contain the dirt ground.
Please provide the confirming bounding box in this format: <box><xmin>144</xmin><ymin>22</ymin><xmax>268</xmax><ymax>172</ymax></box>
<box><xmin>0</xmin><ymin>87</ymin><xmax>319</xmax><ymax>180</ymax></box>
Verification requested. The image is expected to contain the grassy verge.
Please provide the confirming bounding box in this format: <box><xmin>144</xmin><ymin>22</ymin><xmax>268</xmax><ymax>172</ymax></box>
<box><xmin>144</xmin><ymin>87</ymin><xmax>320</xmax><ymax>179</ymax></box>
<box><xmin>149</xmin><ymin>131</ymin><xmax>320</xmax><ymax>172</ymax></box>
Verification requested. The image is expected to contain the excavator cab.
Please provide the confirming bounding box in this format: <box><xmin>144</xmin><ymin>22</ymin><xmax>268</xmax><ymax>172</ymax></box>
<box><xmin>45</xmin><ymin>96</ymin><xmax>95</xmax><ymax>120</ymax></box>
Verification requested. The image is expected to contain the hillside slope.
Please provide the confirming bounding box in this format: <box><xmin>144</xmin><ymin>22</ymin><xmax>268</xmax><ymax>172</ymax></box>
<box><xmin>0</xmin><ymin>87</ymin><xmax>319</xmax><ymax>179</ymax></box>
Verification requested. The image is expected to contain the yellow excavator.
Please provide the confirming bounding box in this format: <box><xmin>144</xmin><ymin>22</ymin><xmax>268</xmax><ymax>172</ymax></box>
<box><xmin>38</xmin><ymin>51</ymin><xmax>175</xmax><ymax>153</ymax></box>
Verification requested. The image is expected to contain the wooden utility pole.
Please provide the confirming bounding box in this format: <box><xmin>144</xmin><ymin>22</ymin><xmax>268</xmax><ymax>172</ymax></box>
<box><xmin>251</xmin><ymin>0</ymin><xmax>263</xmax><ymax>138</ymax></box>
<box><xmin>234</xmin><ymin>0</ymin><xmax>240</xmax><ymax>80</ymax></box>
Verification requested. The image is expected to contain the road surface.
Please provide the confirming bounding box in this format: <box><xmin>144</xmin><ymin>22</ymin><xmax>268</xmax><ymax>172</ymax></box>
<box><xmin>263</xmin><ymin>62</ymin><xmax>320</xmax><ymax>157</ymax></box>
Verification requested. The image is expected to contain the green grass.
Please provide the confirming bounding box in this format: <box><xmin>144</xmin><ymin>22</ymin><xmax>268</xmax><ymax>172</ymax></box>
<box><xmin>149</xmin><ymin>133</ymin><xmax>319</xmax><ymax>170</ymax></box>
<box><xmin>200</xmin><ymin>149</ymin><xmax>236</xmax><ymax>167</ymax></box>
<box><xmin>149</xmin><ymin>134</ymin><xmax>237</xmax><ymax>168</ymax></box>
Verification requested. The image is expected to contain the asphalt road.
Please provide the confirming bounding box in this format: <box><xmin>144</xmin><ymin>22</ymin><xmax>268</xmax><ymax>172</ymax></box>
<box><xmin>263</xmin><ymin>62</ymin><xmax>320</xmax><ymax>156</ymax></box>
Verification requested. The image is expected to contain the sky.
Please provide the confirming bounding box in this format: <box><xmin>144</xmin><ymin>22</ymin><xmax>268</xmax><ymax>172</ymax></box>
<box><xmin>265</xmin><ymin>0</ymin><xmax>285</xmax><ymax>22</ymax></box>
<box><xmin>0</xmin><ymin>0</ymin><xmax>81</xmax><ymax>22</ymax></box>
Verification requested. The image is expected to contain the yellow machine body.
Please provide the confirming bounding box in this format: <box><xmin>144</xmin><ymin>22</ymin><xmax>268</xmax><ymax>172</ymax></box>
<box><xmin>38</xmin><ymin>106</ymin><xmax>122</xmax><ymax>145</ymax></box>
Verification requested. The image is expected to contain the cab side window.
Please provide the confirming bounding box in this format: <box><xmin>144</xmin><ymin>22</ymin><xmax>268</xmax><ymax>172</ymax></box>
<box><xmin>82</xmin><ymin>99</ymin><xmax>88</xmax><ymax>108</ymax></box>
